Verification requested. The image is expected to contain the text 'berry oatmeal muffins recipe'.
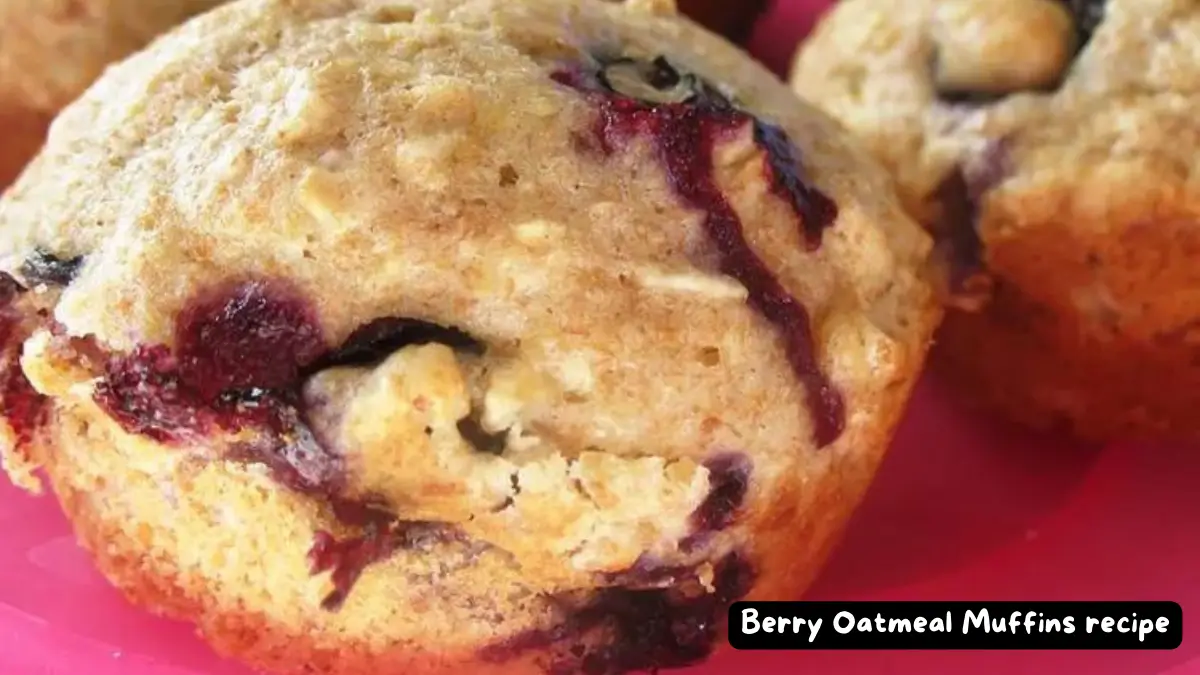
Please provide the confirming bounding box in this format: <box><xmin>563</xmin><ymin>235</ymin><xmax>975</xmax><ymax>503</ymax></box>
<box><xmin>0</xmin><ymin>0</ymin><xmax>941</xmax><ymax>673</ymax></box>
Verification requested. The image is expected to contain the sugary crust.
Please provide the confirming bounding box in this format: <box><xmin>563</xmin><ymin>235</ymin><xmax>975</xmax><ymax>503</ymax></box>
<box><xmin>1</xmin><ymin>0</ymin><xmax>939</xmax><ymax>671</ymax></box>
<box><xmin>791</xmin><ymin>0</ymin><xmax>1200</xmax><ymax>440</ymax></box>
<box><xmin>0</xmin><ymin>0</ymin><xmax>225</xmax><ymax>187</ymax></box>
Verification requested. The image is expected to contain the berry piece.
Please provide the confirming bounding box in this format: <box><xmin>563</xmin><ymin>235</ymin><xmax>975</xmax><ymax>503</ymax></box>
<box><xmin>20</xmin><ymin>249</ymin><xmax>84</xmax><ymax>287</ymax></box>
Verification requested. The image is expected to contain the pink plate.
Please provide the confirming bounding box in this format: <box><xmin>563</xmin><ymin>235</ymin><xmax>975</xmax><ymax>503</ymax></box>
<box><xmin>1</xmin><ymin>1</ymin><xmax>1197</xmax><ymax>673</ymax></box>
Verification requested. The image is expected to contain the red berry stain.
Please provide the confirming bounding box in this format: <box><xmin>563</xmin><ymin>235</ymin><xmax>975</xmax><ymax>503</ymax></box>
<box><xmin>554</xmin><ymin>61</ymin><xmax>845</xmax><ymax>447</ymax></box>
<box><xmin>93</xmin><ymin>280</ymin><xmax>341</xmax><ymax>490</ymax></box>
<box><xmin>176</xmin><ymin>281</ymin><xmax>326</xmax><ymax>400</ymax></box>
<box><xmin>89</xmin><ymin>279</ymin><xmax>493</xmax><ymax>609</ymax></box>
<box><xmin>0</xmin><ymin>360</ymin><xmax>47</xmax><ymax>451</ymax></box>
<box><xmin>94</xmin><ymin>345</ymin><xmax>213</xmax><ymax>443</ymax></box>
<box><xmin>0</xmin><ymin>273</ymin><xmax>48</xmax><ymax>453</ymax></box>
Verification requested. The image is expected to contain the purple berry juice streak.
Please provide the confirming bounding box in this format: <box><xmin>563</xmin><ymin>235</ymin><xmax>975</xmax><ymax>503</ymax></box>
<box><xmin>681</xmin><ymin>452</ymin><xmax>752</xmax><ymax>552</ymax></box>
<box><xmin>554</xmin><ymin>61</ymin><xmax>845</xmax><ymax>447</ymax></box>
<box><xmin>93</xmin><ymin>281</ymin><xmax>341</xmax><ymax>491</ymax></box>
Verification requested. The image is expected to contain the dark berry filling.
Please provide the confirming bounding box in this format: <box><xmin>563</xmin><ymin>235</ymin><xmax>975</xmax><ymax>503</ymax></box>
<box><xmin>681</xmin><ymin>453</ymin><xmax>751</xmax><ymax>552</ymax></box>
<box><xmin>175</xmin><ymin>281</ymin><xmax>326</xmax><ymax>400</ymax></box>
<box><xmin>601</xmin><ymin>557</ymin><xmax>693</xmax><ymax>590</ymax></box>
<box><xmin>556</xmin><ymin>55</ymin><xmax>844</xmax><ymax>447</ymax></box>
<box><xmin>93</xmin><ymin>281</ymin><xmax>339</xmax><ymax>489</ymax></box>
<box><xmin>482</xmin><ymin>552</ymin><xmax>755</xmax><ymax>675</ymax></box>
<box><xmin>930</xmin><ymin>141</ymin><xmax>1011</xmax><ymax>309</ymax></box>
<box><xmin>93</xmin><ymin>282</ymin><xmax>490</xmax><ymax>489</ymax></box>
<box><xmin>94</xmin><ymin>345</ymin><xmax>215</xmax><ymax>442</ymax></box>
<box><xmin>308</xmin><ymin>519</ymin><xmax>465</xmax><ymax>610</ymax></box>
<box><xmin>0</xmin><ymin>272</ymin><xmax>48</xmax><ymax>453</ymax></box>
<box><xmin>88</xmin><ymin>279</ymin><xmax>499</xmax><ymax>608</ymax></box>
<box><xmin>931</xmin><ymin>169</ymin><xmax>986</xmax><ymax>294</ymax></box>
<box><xmin>19</xmin><ymin>249</ymin><xmax>84</xmax><ymax>287</ymax></box>
<box><xmin>312</xmin><ymin>316</ymin><xmax>483</xmax><ymax>371</ymax></box>
<box><xmin>0</xmin><ymin>356</ymin><xmax>47</xmax><ymax>451</ymax></box>
<box><xmin>753</xmin><ymin>122</ymin><xmax>838</xmax><ymax>251</ymax></box>
<box><xmin>1061</xmin><ymin>0</ymin><xmax>1106</xmax><ymax>53</ymax></box>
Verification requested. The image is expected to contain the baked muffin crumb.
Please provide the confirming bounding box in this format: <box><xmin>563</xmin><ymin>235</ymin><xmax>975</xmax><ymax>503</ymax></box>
<box><xmin>1</xmin><ymin>0</ymin><xmax>940</xmax><ymax>673</ymax></box>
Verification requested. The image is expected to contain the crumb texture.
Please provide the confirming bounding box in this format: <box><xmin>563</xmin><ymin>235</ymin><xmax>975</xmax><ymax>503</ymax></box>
<box><xmin>793</xmin><ymin>0</ymin><xmax>1200</xmax><ymax>440</ymax></box>
<box><xmin>0</xmin><ymin>0</ymin><xmax>939</xmax><ymax>673</ymax></box>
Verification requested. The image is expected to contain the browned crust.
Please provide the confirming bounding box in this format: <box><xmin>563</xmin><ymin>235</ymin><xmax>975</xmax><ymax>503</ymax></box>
<box><xmin>935</xmin><ymin>186</ymin><xmax>1200</xmax><ymax>442</ymax></box>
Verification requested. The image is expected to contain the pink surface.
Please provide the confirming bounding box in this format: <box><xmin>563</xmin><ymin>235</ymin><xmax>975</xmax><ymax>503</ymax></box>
<box><xmin>1</xmin><ymin>1</ymin><xmax>1196</xmax><ymax>673</ymax></box>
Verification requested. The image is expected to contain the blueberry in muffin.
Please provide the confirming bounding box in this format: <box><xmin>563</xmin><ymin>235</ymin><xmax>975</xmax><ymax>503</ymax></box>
<box><xmin>793</xmin><ymin>0</ymin><xmax>1200</xmax><ymax>441</ymax></box>
<box><xmin>0</xmin><ymin>0</ymin><xmax>939</xmax><ymax>673</ymax></box>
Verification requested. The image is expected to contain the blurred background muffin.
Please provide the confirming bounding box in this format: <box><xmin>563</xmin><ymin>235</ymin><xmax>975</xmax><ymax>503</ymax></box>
<box><xmin>792</xmin><ymin>0</ymin><xmax>1200</xmax><ymax>442</ymax></box>
<box><xmin>0</xmin><ymin>0</ymin><xmax>226</xmax><ymax>188</ymax></box>
<box><xmin>678</xmin><ymin>0</ymin><xmax>772</xmax><ymax>44</ymax></box>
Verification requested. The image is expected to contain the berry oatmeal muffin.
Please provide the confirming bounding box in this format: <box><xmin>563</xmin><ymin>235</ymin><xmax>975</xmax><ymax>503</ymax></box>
<box><xmin>0</xmin><ymin>0</ymin><xmax>938</xmax><ymax>673</ymax></box>
<box><xmin>792</xmin><ymin>0</ymin><xmax>1200</xmax><ymax>441</ymax></box>
<box><xmin>0</xmin><ymin>0</ymin><xmax>227</xmax><ymax>188</ymax></box>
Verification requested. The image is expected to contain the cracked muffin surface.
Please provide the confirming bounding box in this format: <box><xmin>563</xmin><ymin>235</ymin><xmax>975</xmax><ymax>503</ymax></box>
<box><xmin>0</xmin><ymin>0</ymin><xmax>939</xmax><ymax>673</ymax></box>
<box><xmin>793</xmin><ymin>0</ymin><xmax>1200</xmax><ymax>441</ymax></box>
<box><xmin>0</xmin><ymin>0</ymin><xmax>227</xmax><ymax>187</ymax></box>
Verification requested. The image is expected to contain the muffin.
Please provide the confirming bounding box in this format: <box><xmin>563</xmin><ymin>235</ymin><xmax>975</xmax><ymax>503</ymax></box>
<box><xmin>0</xmin><ymin>0</ymin><xmax>939</xmax><ymax>673</ymax></box>
<box><xmin>0</xmin><ymin>0</ymin><xmax>227</xmax><ymax>188</ymax></box>
<box><xmin>792</xmin><ymin>0</ymin><xmax>1200</xmax><ymax>441</ymax></box>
